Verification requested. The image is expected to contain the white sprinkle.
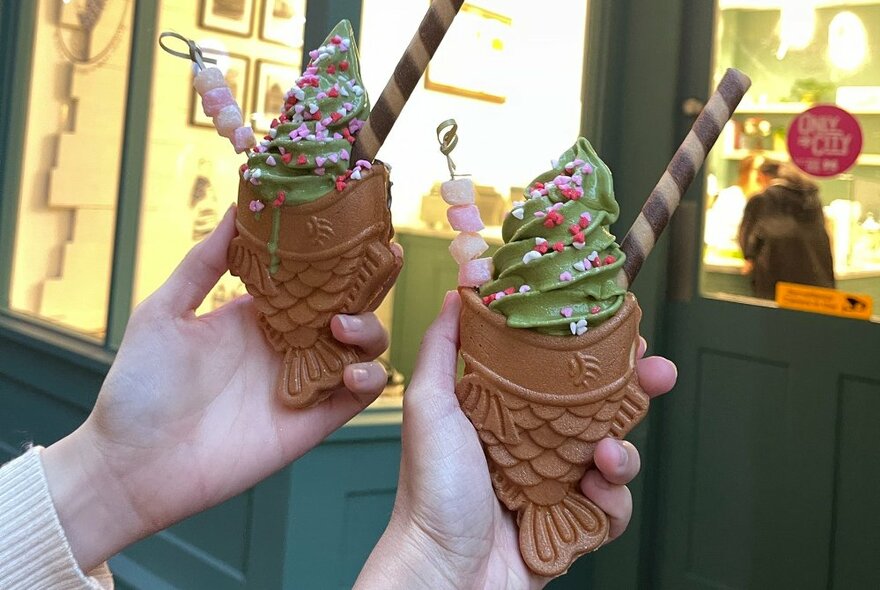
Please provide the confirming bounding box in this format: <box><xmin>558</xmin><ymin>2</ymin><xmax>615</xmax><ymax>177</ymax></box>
<box><xmin>243</xmin><ymin>169</ymin><xmax>252</xmax><ymax>180</ymax></box>
<box><xmin>512</xmin><ymin>208</ymin><xmax>524</xmax><ymax>220</ymax></box>
<box><xmin>340</xmin><ymin>87</ymin><xmax>349</xmax><ymax>97</ymax></box>
<box><xmin>573</xmin><ymin>261</ymin><xmax>586</xmax><ymax>272</ymax></box>
<box><xmin>309</xmin><ymin>103</ymin><xmax>319</xmax><ymax>114</ymax></box>
<box><xmin>522</xmin><ymin>251</ymin><xmax>542</xmax><ymax>264</ymax></box>
<box><xmin>570</xmin><ymin>322</ymin><xmax>578</xmax><ymax>335</ymax></box>
<box><xmin>306</xmin><ymin>134</ymin><xmax>316</xmax><ymax>141</ymax></box>
<box><xmin>266</xmin><ymin>156</ymin><xmax>277</xmax><ymax>166</ymax></box>
<box><xmin>535</xmin><ymin>237</ymin><xmax>547</xmax><ymax>245</ymax></box>
<box><xmin>252</xmin><ymin>168</ymin><xmax>262</xmax><ymax>178</ymax></box>
<box><xmin>572</xmin><ymin>241</ymin><xmax>586</xmax><ymax>250</ymax></box>
<box><xmin>529</xmin><ymin>190</ymin><xmax>542</xmax><ymax>199</ymax></box>
<box><xmin>512</xmin><ymin>200</ymin><xmax>525</xmax><ymax>208</ymax></box>
<box><xmin>587</xmin><ymin>251</ymin><xmax>599</xmax><ymax>261</ymax></box>
<box><xmin>519</xmin><ymin>285</ymin><xmax>531</xmax><ymax>293</ymax></box>
<box><xmin>551</xmin><ymin>158</ymin><xmax>559</xmax><ymax>168</ymax></box>
<box><xmin>269</xmin><ymin>128</ymin><xmax>277</xmax><ymax>138</ymax></box>
<box><xmin>351</xmin><ymin>169</ymin><xmax>362</xmax><ymax>180</ymax></box>
<box><xmin>577</xmin><ymin>326</ymin><xmax>588</xmax><ymax>336</ymax></box>
<box><xmin>495</xmin><ymin>291</ymin><xmax>506</xmax><ymax>300</ymax></box>
<box><xmin>260</xmin><ymin>139</ymin><xmax>270</xmax><ymax>147</ymax></box>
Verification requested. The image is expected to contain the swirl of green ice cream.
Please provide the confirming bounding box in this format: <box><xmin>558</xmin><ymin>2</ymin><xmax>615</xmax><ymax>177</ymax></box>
<box><xmin>480</xmin><ymin>138</ymin><xmax>627</xmax><ymax>335</ymax></box>
<box><xmin>244</xmin><ymin>20</ymin><xmax>369</xmax><ymax>205</ymax></box>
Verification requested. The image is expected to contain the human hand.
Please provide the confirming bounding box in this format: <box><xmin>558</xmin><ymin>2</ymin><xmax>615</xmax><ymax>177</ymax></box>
<box><xmin>356</xmin><ymin>291</ymin><xmax>676</xmax><ymax>590</ymax></box>
<box><xmin>42</xmin><ymin>206</ymin><xmax>399</xmax><ymax>572</ymax></box>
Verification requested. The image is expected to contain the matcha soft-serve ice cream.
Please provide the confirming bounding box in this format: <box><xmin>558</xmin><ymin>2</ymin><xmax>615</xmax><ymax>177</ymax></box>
<box><xmin>229</xmin><ymin>21</ymin><xmax>400</xmax><ymax>408</ymax></box>
<box><xmin>454</xmin><ymin>139</ymin><xmax>650</xmax><ymax>576</ymax></box>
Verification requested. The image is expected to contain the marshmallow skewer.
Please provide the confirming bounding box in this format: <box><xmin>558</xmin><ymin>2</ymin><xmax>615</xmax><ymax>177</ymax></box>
<box><xmin>351</xmin><ymin>0</ymin><xmax>466</xmax><ymax>164</ymax></box>
<box><xmin>618</xmin><ymin>68</ymin><xmax>751</xmax><ymax>289</ymax></box>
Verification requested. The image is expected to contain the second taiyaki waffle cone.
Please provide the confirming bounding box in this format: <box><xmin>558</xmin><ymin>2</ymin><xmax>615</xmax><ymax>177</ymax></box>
<box><xmin>229</xmin><ymin>163</ymin><xmax>401</xmax><ymax>408</ymax></box>
<box><xmin>455</xmin><ymin>287</ymin><xmax>650</xmax><ymax>576</ymax></box>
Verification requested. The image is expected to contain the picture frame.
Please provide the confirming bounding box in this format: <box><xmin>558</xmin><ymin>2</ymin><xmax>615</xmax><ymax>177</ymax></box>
<box><xmin>190</xmin><ymin>53</ymin><xmax>251</xmax><ymax>129</ymax></box>
<box><xmin>260</xmin><ymin>0</ymin><xmax>307</xmax><ymax>47</ymax></box>
<box><xmin>198</xmin><ymin>0</ymin><xmax>256</xmax><ymax>37</ymax></box>
<box><xmin>252</xmin><ymin>59</ymin><xmax>299</xmax><ymax>133</ymax></box>
<box><xmin>425</xmin><ymin>3</ymin><xmax>510</xmax><ymax>104</ymax></box>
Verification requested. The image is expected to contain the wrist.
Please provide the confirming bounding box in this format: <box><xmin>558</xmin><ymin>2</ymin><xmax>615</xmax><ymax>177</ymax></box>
<box><xmin>41</xmin><ymin>423</ymin><xmax>142</xmax><ymax>572</ymax></box>
<box><xmin>356</xmin><ymin>513</ymin><xmax>488</xmax><ymax>590</ymax></box>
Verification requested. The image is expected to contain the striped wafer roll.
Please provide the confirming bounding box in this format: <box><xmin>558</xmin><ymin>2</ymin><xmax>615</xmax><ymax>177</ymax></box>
<box><xmin>618</xmin><ymin>68</ymin><xmax>751</xmax><ymax>289</ymax></box>
<box><xmin>351</xmin><ymin>0</ymin><xmax>465</xmax><ymax>163</ymax></box>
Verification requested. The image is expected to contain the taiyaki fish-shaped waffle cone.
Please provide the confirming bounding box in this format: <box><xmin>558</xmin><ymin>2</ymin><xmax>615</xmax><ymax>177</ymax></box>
<box><xmin>456</xmin><ymin>287</ymin><xmax>649</xmax><ymax>576</ymax></box>
<box><xmin>229</xmin><ymin>163</ymin><xmax>401</xmax><ymax>408</ymax></box>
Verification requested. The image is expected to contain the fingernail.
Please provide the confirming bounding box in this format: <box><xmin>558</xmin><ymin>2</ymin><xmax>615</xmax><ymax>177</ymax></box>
<box><xmin>351</xmin><ymin>367</ymin><xmax>368</xmax><ymax>385</ymax></box>
<box><xmin>338</xmin><ymin>315</ymin><xmax>363</xmax><ymax>332</ymax></box>
<box><xmin>440</xmin><ymin>290</ymin><xmax>455</xmax><ymax>312</ymax></box>
<box><xmin>617</xmin><ymin>441</ymin><xmax>629</xmax><ymax>468</ymax></box>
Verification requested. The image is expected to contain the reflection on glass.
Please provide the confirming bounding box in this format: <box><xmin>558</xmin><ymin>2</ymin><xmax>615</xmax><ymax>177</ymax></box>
<box><xmin>9</xmin><ymin>0</ymin><xmax>134</xmax><ymax>338</ymax></box>
<box><xmin>703</xmin><ymin>1</ymin><xmax>880</xmax><ymax>315</ymax></box>
<box><xmin>133</xmin><ymin>1</ymin><xmax>305</xmax><ymax>315</ymax></box>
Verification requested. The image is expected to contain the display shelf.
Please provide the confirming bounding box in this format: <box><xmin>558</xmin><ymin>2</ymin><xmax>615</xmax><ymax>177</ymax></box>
<box><xmin>722</xmin><ymin>149</ymin><xmax>880</xmax><ymax>167</ymax></box>
<box><xmin>734</xmin><ymin>102</ymin><xmax>880</xmax><ymax>116</ymax></box>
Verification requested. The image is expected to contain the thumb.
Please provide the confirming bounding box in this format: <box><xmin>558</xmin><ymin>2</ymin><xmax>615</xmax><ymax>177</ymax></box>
<box><xmin>150</xmin><ymin>205</ymin><xmax>237</xmax><ymax>316</ymax></box>
<box><xmin>404</xmin><ymin>290</ymin><xmax>462</xmax><ymax>424</ymax></box>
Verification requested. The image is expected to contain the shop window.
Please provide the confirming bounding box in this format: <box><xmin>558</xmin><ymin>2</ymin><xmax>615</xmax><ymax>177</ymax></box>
<box><xmin>8</xmin><ymin>0</ymin><xmax>135</xmax><ymax>339</ymax></box>
<box><xmin>702</xmin><ymin>0</ymin><xmax>880</xmax><ymax>319</ymax></box>
<box><xmin>358</xmin><ymin>0</ymin><xmax>589</xmax><ymax>236</ymax></box>
<box><xmin>133</xmin><ymin>0</ymin><xmax>306</xmax><ymax>314</ymax></box>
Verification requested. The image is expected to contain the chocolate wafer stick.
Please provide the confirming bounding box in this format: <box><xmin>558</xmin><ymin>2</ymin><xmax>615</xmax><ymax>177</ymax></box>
<box><xmin>351</xmin><ymin>0</ymin><xmax>466</xmax><ymax>163</ymax></box>
<box><xmin>618</xmin><ymin>68</ymin><xmax>751</xmax><ymax>288</ymax></box>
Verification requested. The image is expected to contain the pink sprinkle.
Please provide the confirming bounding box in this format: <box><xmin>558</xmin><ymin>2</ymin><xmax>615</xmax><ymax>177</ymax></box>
<box><xmin>574</xmin><ymin>159</ymin><xmax>585</xmax><ymax>167</ymax></box>
<box><xmin>519</xmin><ymin>285</ymin><xmax>531</xmax><ymax>293</ymax></box>
<box><xmin>340</xmin><ymin>149</ymin><xmax>350</xmax><ymax>160</ymax></box>
<box><xmin>309</xmin><ymin>50</ymin><xmax>319</xmax><ymax>60</ymax></box>
<box><xmin>314</xmin><ymin>167</ymin><xmax>326</xmax><ymax>176</ymax></box>
<box><xmin>343</xmin><ymin>102</ymin><xmax>354</xmax><ymax>111</ymax></box>
<box><xmin>560</xmin><ymin>272</ymin><xmax>573</xmax><ymax>281</ymax></box>
<box><xmin>328</xmin><ymin>153</ymin><xmax>339</xmax><ymax>163</ymax></box>
<box><xmin>333</xmin><ymin>132</ymin><xmax>344</xmax><ymax>140</ymax></box>
<box><xmin>554</xmin><ymin>175</ymin><xmax>572</xmax><ymax>186</ymax></box>
<box><xmin>249</xmin><ymin>200</ymin><xmax>264</xmax><ymax>212</ymax></box>
<box><xmin>294</xmin><ymin>104</ymin><xmax>305</xmax><ymax>114</ymax></box>
<box><xmin>591</xmin><ymin>306</ymin><xmax>601</xmax><ymax>314</ymax></box>
<box><xmin>315</xmin><ymin>156</ymin><xmax>327</xmax><ymax>167</ymax></box>
<box><xmin>316</xmin><ymin>92</ymin><xmax>328</xmax><ymax>100</ymax></box>
<box><xmin>572</xmin><ymin>175</ymin><xmax>583</xmax><ymax>186</ymax></box>
<box><xmin>288</xmin><ymin>130</ymin><xmax>299</xmax><ymax>139</ymax></box>
<box><xmin>356</xmin><ymin>159</ymin><xmax>372</xmax><ymax>169</ymax></box>
<box><xmin>266</xmin><ymin>155</ymin><xmax>277</xmax><ymax>166</ymax></box>
<box><xmin>561</xmin><ymin>307</ymin><xmax>573</xmax><ymax>318</ymax></box>
<box><xmin>534</xmin><ymin>211</ymin><xmax>546</xmax><ymax>218</ymax></box>
<box><xmin>582</xmin><ymin>164</ymin><xmax>594</xmax><ymax>174</ymax></box>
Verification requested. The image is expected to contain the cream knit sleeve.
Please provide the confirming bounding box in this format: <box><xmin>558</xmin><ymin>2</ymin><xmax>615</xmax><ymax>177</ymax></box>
<box><xmin>0</xmin><ymin>447</ymin><xmax>114</xmax><ymax>590</ymax></box>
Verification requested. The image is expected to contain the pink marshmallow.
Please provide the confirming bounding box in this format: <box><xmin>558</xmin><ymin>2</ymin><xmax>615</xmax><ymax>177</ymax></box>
<box><xmin>449</xmin><ymin>231</ymin><xmax>489</xmax><ymax>265</ymax></box>
<box><xmin>193</xmin><ymin>67</ymin><xmax>226</xmax><ymax>95</ymax></box>
<box><xmin>202</xmin><ymin>86</ymin><xmax>235</xmax><ymax>117</ymax></box>
<box><xmin>458</xmin><ymin>258</ymin><xmax>493</xmax><ymax>288</ymax></box>
<box><xmin>440</xmin><ymin>178</ymin><xmax>476</xmax><ymax>206</ymax></box>
<box><xmin>447</xmin><ymin>205</ymin><xmax>484</xmax><ymax>232</ymax></box>
<box><xmin>231</xmin><ymin>126</ymin><xmax>256</xmax><ymax>153</ymax></box>
<box><xmin>213</xmin><ymin>104</ymin><xmax>243</xmax><ymax>138</ymax></box>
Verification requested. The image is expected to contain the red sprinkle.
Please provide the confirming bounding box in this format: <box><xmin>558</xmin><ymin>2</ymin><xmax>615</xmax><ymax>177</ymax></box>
<box><xmin>605</xmin><ymin>255</ymin><xmax>617</xmax><ymax>265</ymax></box>
<box><xmin>578</xmin><ymin>216</ymin><xmax>590</xmax><ymax>229</ymax></box>
<box><xmin>339</xmin><ymin>60</ymin><xmax>350</xmax><ymax>71</ymax></box>
<box><xmin>569</xmin><ymin>224</ymin><xmax>581</xmax><ymax>235</ymax></box>
<box><xmin>327</xmin><ymin>64</ymin><xmax>337</xmax><ymax>74</ymax></box>
<box><xmin>270</xmin><ymin>118</ymin><xmax>280</xmax><ymax>129</ymax></box>
<box><xmin>504</xmin><ymin>287</ymin><xmax>516</xmax><ymax>295</ymax></box>
<box><xmin>482</xmin><ymin>296</ymin><xmax>493</xmax><ymax>305</ymax></box>
<box><xmin>534</xmin><ymin>243</ymin><xmax>549</xmax><ymax>254</ymax></box>
<box><xmin>281</xmin><ymin>153</ymin><xmax>294</xmax><ymax>164</ymax></box>
<box><xmin>239</xmin><ymin>164</ymin><xmax>248</xmax><ymax>173</ymax></box>
<box><xmin>330</xmin><ymin>112</ymin><xmax>343</xmax><ymax>122</ymax></box>
<box><xmin>534</xmin><ymin>182</ymin><xmax>545</xmax><ymax>190</ymax></box>
<box><xmin>574</xmin><ymin>232</ymin><xmax>585</xmax><ymax>243</ymax></box>
<box><xmin>273</xmin><ymin>192</ymin><xmax>286</xmax><ymax>207</ymax></box>
<box><xmin>313</xmin><ymin>110</ymin><xmax>322</xmax><ymax>120</ymax></box>
<box><xmin>332</xmin><ymin>35</ymin><xmax>342</xmax><ymax>45</ymax></box>
<box><xmin>328</xmin><ymin>87</ymin><xmax>339</xmax><ymax>98</ymax></box>
<box><xmin>553</xmin><ymin>242</ymin><xmax>564</xmax><ymax>252</ymax></box>
<box><xmin>279</xmin><ymin>114</ymin><xmax>289</xmax><ymax>123</ymax></box>
<box><xmin>297</xmin><ymin>154</ymin><xmax>308</xmax><ymax>165</ymax></box>
<box><xmin>591</xmin><ymin>306</ymin><xmax>601</xmax><ymax>314</ymax></box>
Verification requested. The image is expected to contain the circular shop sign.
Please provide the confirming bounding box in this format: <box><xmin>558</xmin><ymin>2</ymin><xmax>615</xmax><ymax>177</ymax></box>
<box><xmin>787</xmin><ymin>104</ymin><xmax>862</xmax><ymax>177</ymax></box>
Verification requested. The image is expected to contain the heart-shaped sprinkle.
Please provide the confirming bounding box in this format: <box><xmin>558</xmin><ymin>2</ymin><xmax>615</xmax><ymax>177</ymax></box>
<box><xmin>351</xmin><ymin>169</ymin><xmax>362</xmax><ymax>180</ymax></box>
<box><xmin>328</xmin><ymin>153</ymin><xmax>339</xmax><ymax>163</ymax></box>
<box><xmin>561</xmin><ymin>307</ymin><xmax>573</xmax><ymax>318</ymax></box>
<box><xmin>560</xmin><ymin>271</ymin><xmax>573</xmax><ymax>281</ymax></box>
<box><xmin>308</xmin><ymin>103</ymin><xmax>319</xmax><ymax>114</ymax></box>
<box><xmin>266</xmin><ymin>156</ymin><xmax>276</xmax><ymax>166</ymax></box>
<box><xmin>519</xmin><ymin>285</ymin><xmax>531</xmax><ymax>293</ymax></box>
<box><xmin>512</xmin><ymin>208</ymin><xmax>524</xmax><ymax>220</ymax></box>
<box><xmin>573</xmin><ymin>261</ymin><xmax>586</xmax><ymax>272</ymax></box>
<box><xmin>522</xmin><ymin>251</ymin><xmax>541</xmax><ymax>264</ymax></box>
<box><xmin>315</xmin><ymin>156</ymin><xmax>326</xmax><ymax>167</ymax></box>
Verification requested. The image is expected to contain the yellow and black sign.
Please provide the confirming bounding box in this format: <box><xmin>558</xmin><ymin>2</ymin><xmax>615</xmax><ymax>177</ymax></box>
<box><xmin>775</xmin><ymin>282</ymin><xmax>873</xmax><ymax>320</ymax></box>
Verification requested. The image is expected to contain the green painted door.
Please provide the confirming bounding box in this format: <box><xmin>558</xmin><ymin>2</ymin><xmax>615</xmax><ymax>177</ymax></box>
<box><xmin>651</xmin><ymin>2</ymin><xmax>880</xmax><ymax>587</ymax></box>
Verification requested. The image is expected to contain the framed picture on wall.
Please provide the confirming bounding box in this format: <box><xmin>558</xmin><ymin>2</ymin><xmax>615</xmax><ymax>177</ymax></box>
<box><xmin>260</xmin><ymin>0</ymin><xmax>307</xmax><ymax>47</ymax></box>
<box><xmin>252</xmin><ymin>59</ymin><xmax>298</xmax><ymax>132</ymax></box>
<box><xmin>190</xmin><ymin>53</ymin><xmax>250</xmax><ymax>129</ymax></box>
<box><xmin>199</xmin><ymin>0</ymin><xmax>256</xmax><ymax>37</ymax></box>
<box><xmin>425</xmin><ymin>3</ymin><xmax>510</xmax><ymax>103</ymax></box>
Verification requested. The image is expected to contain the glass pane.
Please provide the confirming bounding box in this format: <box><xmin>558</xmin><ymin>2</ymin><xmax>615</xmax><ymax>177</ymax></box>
<box><xmin>359</xmin><ymin>0</ymin><xmax>588</xmax><ymax>233</ymax></box>
<box><xmin>703</xmin><ymin>1</ymin><xmax>880</xmax><ymax>319</ymax></box>
<box><xmin>133</xmin><ymin>0</ymin><xmax>306</xmax><ymax>312</ymax></box>
<box><xmin>9</xmin><ymin>0</ymin><xmax>134</xmax><ymax>339</ymax></box>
